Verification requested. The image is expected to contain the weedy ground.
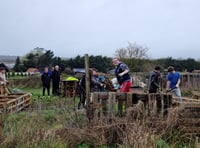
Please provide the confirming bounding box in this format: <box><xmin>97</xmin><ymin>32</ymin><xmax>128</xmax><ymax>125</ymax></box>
<box><xmin>0</xmin><ymin>76</ymin><xmax>199</xmax><ymax>148</ymax></box>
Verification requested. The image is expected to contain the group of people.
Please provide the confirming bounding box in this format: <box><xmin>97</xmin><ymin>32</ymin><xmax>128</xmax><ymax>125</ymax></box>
<box><xmin>77</xmin><ymin>57</ymin><xmax>182</xmax><ymax>108</ymax></box>
<box><xmin>112</xmin><ymin>58</ymin><xmax>182</xmax><ymax>101</ymax></box>
<box><xmin>1</xmin><ymin>57</ymin><xmax>182</xmax><ymax>103</ymax></box>
<box><xmin>148</xmin><ymin>65</ymin><xmax>182</xmax><ymax>101</ymax></box>
<box><xmin>78</xmin><ymin>68</ymin><xmax>106</xmax><ymax>108</ymax></box>
<box><xmin>41</xmin><ymin>65</ymin><xmax>61</xmax><ymax>96</ymax></box>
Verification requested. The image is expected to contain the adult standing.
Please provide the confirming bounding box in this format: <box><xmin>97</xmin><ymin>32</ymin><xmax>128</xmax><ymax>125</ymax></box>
<box><xmin>0</xmin><ymin>67</ymin><xmax>9</xmax><ymax>94</ymax></box>
<box><xmin>166</xmin><ymin>66</ymin><xmax>182</xmax><ymax>102</ymax></box>
<box><xmin>148</xmin><ymin>66</ymin><xmax>162</xmax><ymax>113</ymax></box>
<box><xmin>78</xmin><ymin>69</ymin><xmax>104</xmax><ymax>109</ymax></box>
<box><xmin>112</xmin><ymin>58</ymin><xmax>132</xmax><ymax>92</ymax></box>
<box><xmin>91</xmin><ymin>69</ymin><xmax>104</xmax><ymax>92</ymax></box>
<box><xmin>41</xmin><ymin>67</ymin><xmax>51</xmax><ymax>96</ymax></box>
<box><xmin>52</xmin><ymin>65</ymin><xmax>61</xmax><ymax>96</ymax></box>
<box><xmin>148</xmin><ymin>66</ymin><xmax>161</xmax><ymax>93</ymax></box>
<box><xmin>0</xmin><ymin>67</ymin><xmax>8</xmax><ymax>84</ymax></box>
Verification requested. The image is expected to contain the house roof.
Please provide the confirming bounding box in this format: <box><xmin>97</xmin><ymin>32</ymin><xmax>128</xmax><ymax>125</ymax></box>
<box><xmin>0</xmin><ymin>63</ymin><xmax>9</xmax><ymax>72</ymax></box>
<box><xmin>26</xmin><ymin>68</ymin><xmax>39</xmax><ymax>73</ymax></box>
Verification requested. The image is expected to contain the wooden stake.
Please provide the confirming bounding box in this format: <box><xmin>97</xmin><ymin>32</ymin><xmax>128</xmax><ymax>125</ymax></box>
<box><xmin>84</xmin><ymin>54</ymin><xmax>90</xmax><ymax>103</ymax></box>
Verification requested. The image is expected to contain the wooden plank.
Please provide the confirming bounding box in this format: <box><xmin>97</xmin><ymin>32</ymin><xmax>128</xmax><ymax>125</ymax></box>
<box><xmin>108</xmin><ymin>92</ymin><xmax>116</xmax><ymax>118</ymax></box>
<box><xmin>7</xmin><ymin>94</ymin><xmax>30</xmax><ymax>104</ymax></box>
<box><xmin>178</xmin><ymin>97</ymin><xmax>200</xmax><ymax>102</ymax></box>
<box><xmin>192</xmin><ymin>91</ymin><xmax>200</xmax><ymax>96</ymax></box>
<box><xmin>0</xmin><ymin>99</ymin><xmax>10</xmax><ymax>102</ymax></box>
<box><xmin>182</xmin><ymin>103</ymin><xmax>200</xmax><ymax>108</ymax></box>
<box><xmin>91</xmin><ymin>92</ymin><xmax>99</xmax><ymax>103</ymax></box>
<box><xmin>98</xmin><ymin>92</ymin><xmax>108</xmax><ymax>100</ymax></box>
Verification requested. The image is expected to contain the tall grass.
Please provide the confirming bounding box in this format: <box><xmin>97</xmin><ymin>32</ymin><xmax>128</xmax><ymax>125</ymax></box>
<box><xmin>0</xmin><ymin>99</ymin><xmax>198</xmax><ymax>148</ymax></box>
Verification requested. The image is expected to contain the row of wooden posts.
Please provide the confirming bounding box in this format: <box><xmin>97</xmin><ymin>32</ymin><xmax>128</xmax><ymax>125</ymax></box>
<box><xmin>88</xmin><ymin>92</ymin><xmax>173</xmax><ymax>119</ymax></box>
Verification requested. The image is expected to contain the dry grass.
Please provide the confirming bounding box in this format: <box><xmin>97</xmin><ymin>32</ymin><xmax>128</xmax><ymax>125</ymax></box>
<box><xmin>55</xmin><ymin>103</ymin><xmax>176</xmax><ymax>147</ymax></box>
<box><xmin>0</xmin><ymin>98</ymin><xmax>199</xmax><ymax>147</ymax></box>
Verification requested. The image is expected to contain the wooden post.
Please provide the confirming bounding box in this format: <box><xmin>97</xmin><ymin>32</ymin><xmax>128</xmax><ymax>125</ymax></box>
<box><xmin>163</xmin><ymin>94</ymin><xmax>172</xmax><ymax>117</ymax></box>
<box><xmin>84</xmin><ymin>54</ymin><xmax>90</xmax><ymax>103</ymax></box>
<box><xmin>108</xmin><ymin>92</ymin><xmax>116</xmax><ymax>118</ymax></box>
<box><xmin>85</xmin><ymin>54</ymin><xmax>93</xmax><ymax>120</ymax></box>
<box><xmin>117</xmin><ymin>92</ymin><xmax>127</xmax><ymax>117</ymax></box>
<box><xmin>187</xmin><ymin>73</ymin><xmax>190</xmax><ymax>89</ymax></box>
<box><xmin>126</xmin><ymin>92</ymin><xmax>133</xmax><ymax>108</ymax></box>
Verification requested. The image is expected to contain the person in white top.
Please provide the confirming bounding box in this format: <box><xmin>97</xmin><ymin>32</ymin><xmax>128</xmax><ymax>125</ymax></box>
<box><xmin>0</xmin><ymin>67</ymin><xmax>9</xmax><ymax>94</ymax></box>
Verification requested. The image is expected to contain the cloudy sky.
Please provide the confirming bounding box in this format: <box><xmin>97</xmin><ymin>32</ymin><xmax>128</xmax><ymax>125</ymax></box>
<box><xmin>0</xmin><ymin>0</ymin><xmax>200</xmax><ymax>59</ymax></box>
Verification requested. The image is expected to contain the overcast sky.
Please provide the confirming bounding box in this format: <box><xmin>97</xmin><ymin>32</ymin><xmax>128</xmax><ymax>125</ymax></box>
<box><xmin>0</xmin><ymin>0</ymin><xmax>200</xmax><ymax>59</ymax></box>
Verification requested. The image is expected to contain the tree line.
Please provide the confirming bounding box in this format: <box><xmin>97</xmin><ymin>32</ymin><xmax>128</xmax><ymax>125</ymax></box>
<box><xmin>13</xmin><ymin>45</ymin><xmax>200</xmax><ymax>73</ymax></box>
<box><xmin>115</xmin><ymin>42</ymin><xmax>200</xmax><ymax>72</ymax></box>
<box><xmin>13</xmin><ymin>47</ymin><xmax>113</xmax><ymax>73</ymax></box>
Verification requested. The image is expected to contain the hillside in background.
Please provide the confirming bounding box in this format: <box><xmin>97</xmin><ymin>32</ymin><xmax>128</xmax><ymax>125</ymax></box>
<box><xmin>0</xmin><ymin>55</ymin><xmax>18</xmax><ymax>69</ymax></box>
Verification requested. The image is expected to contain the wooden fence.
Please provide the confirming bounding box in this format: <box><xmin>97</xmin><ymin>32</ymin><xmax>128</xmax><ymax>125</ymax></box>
<box><xmin>181</xmin><ymin>73</ymin><xmax>200</xmax><ymax>90</ymax></box>
<box><xmin>89</xmin><ymin>92</ymin><xmax>173</xmax><ymax>119</ymax></box>
<box><xmin>88</xmin><ymin>91</ymin><xmax>200</xmax><ymax>135</ymax></box>
<box><xmin>178</xmin><ymin>101</ymin><xmax>200</xmax><ymax>136</ymax></box>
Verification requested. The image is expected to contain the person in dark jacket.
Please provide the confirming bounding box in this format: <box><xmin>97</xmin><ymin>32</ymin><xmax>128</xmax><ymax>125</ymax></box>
<box><xmin>148</xmin><ymin>66</ymin><xmax>162</xmax><ymax>113</ymax></box>
<box><xmin>148</xmin><ymin>66</ymin><xmax>161</xmax><ymax>93</ymax></box>
<box><xmin>91</xmin><ymin>69</ymin><xmax>104</xmax><ymax>92</ymax></box>
<box><xmin>78</xmin><ymin>69</ymin><xmax>104</xmax><ymax>109</ymax></box>
<box><xmin>112</xmin><ymin>58</ymin><xmax>132</xmax><ymax>92</ymax></box>
<box><xmin>52</xmin><ymin>65</ymin><xmax>61</xmax><ymax>96</ymax></box>
<box><xmin>41</xmin><ymin>67</ymin><xmax>51</xmax><ymax>96</ymax></box>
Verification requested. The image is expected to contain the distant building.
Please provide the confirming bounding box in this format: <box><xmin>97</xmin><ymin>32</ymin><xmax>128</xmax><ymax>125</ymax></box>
<box><xmin>73</xmin><ymin>68</ymin><xmax>85</xmax><ymax>74</ymax></box>
<box><xmin>73</xmin><ymin>68</ymin><xmax>99</xmax><ymax>74</ymax></box>
<box><xmin>26</xmin><ymin>68</ymin><xmax>39</xmax><ymax>75</ymax></box>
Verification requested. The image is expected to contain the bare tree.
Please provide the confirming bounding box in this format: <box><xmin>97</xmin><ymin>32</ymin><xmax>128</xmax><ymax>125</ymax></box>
<box><xmin>114</xmin><ymin>48</ymin><xmax>127</xmax><ymax>59</ymax></box>
<box><xmin>115</xmin><ymin>42</ymin><xmax>148</xmax><ymax>59</ymax></box>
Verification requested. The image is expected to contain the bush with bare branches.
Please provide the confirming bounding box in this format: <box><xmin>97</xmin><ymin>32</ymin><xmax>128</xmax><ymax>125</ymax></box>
<box><xmin>115</xmin><ymin>42</ymin><xmax>148</xmax><ymax>59</ymax></box>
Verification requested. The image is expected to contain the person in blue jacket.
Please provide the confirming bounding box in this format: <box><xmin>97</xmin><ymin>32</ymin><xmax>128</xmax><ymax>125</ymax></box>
<box><xmin>166</xmin><ymin>66</ymin><xmax>182</xmax><ymax>102</ymax></box>
<box><xmin>41</xmin><ymin>67</ymin><xmax>51</xmax><ymax>96</ymax></box>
